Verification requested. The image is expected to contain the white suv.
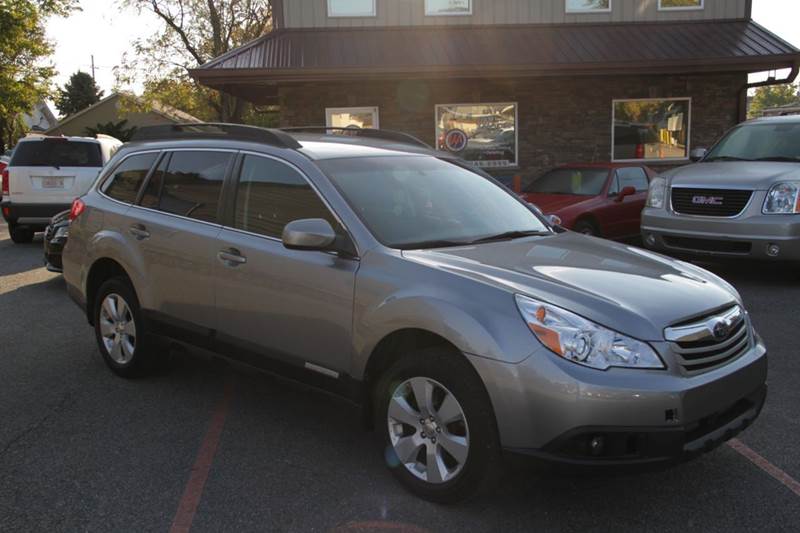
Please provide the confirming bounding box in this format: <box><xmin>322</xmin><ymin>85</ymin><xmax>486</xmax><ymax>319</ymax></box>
<box><xmin>1</xmin><ymin>134</ymin><xmax>121</xmax><ymax>243</ymax></box>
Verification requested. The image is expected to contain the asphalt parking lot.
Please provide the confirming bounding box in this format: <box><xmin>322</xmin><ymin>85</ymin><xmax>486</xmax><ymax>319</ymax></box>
<box><xmin>1</xmin><ymin>221</ymin><xmax>799</xmax><ymax>532</ymax></box>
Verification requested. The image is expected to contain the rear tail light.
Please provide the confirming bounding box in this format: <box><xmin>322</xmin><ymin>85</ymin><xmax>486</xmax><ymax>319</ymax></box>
<box><xmin>1</xmin><ymin>169</ymin><xmax>8</xmax><ymax>197</ymax></box>
<box><xmin>69</xmin><ymin>197</ymin><xmax>86</xmax><ymax>221</ymax></box>
<box><xmin>635</xmin><ymin>144</ymin><xmax>645</xmax><ymax>159</ymax></box>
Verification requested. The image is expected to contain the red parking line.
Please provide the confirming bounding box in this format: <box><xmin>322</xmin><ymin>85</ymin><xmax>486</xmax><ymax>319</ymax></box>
<box><xmin>728</xmin><ymin>438</ymin><xmax>800</xmax><ymax>498</ymax></box>
<box><xmin>169</xmin><ymin>377</ymin><xmax>235</xmax><ymax>533</ymax></box>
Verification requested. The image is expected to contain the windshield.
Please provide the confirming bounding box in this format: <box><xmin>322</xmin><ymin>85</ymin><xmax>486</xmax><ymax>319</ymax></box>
<box><xmin>705</xmin><ymin>122</ymin><xmax>800</xmax><ymax>162</ymax></box>
<box><xmin>319</xmin><ymin>156</ymin><xmax>549</xmax><ymax>249</ymax></box>
<box><xmin>10</xmin><ymin>139</ymin><xmax>102</xmax><ymax>168</ymax></box>
<box><xmin>523</xmin><ymin>168</ymin><xmax>609</xmax><ymax>196</ymax></box>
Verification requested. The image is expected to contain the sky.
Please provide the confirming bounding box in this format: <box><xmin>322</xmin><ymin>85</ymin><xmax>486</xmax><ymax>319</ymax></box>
<box><xmin>44</xmin><ymin>0</ymin><xmax>800</xmax><ymax>110</ymax></box>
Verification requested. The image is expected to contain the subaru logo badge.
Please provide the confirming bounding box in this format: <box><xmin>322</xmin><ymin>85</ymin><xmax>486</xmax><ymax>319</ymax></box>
<box><xmin>712</xmin><ymin>319</ymin><xmax>730</xmax><ymax>340</ymax></box>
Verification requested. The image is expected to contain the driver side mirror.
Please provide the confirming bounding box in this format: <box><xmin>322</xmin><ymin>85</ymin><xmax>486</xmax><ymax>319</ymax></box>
<box><xmin>690</xmin><ymin>147</ymin><xmax>708</xmax><ymax>162</ymax></box>
<box><xmin>615</xmin><ymin>186</ymin><xmax>636</xmax><ymax>202</ymax></box>
<box><xmin>282</xmin><ymin>219</ymin><xmax>337</xmax><ymax>251</ymax></box>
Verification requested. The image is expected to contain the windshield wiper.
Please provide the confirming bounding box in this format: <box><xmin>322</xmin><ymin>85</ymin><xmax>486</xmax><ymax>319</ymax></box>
<box><xmin>397</xmin><ymin>239</ymin><xmax>473</xmax><ymax>250</ymax></box>
<box><xmin>467</xmin><ymin>230</ymin><xmax>551</xmax><ymax>244</ymax></box>
<box><xmin>752</xmin><ymin>156</ymin><xmax>800</xmax><ymax>162</ymax></box>
<box><xmin>704</xmin><ymin>156</ymin><xmax>753</xmax><ymax>162</ymax></box>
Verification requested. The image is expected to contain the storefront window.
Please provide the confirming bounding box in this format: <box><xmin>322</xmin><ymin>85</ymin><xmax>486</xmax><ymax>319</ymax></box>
<box><xmin>612</xmin><ymin>98</ymin><xmax>691</xmax><ymax>162</ymax></box>
<box><xmin>426</xmin><ymin>0</ymin><xmax>472</xmax><ymax>16</ymax></box>
<box><xmin>325</xmin><ymin>107</ymin><xmax>380</xmax><ymax>129</ymax></box>
<box><xmin>327</xmin><ymin>0</ymin><xmax>375</xmax><ymax>17</ymax></box>
<box><xmin>658</xmin><ymin>0</ymin><xmax>703</xmax><ymax>10</ymax></box>
<box><xmin>566</xmin><ymin>0</ymin><xmax>611</xmax><ymax>13</ymax></box>
<box><xmin>435</xmin><ymin>103</ymin><xmax>518</xmax><ymax>168</ymax></box>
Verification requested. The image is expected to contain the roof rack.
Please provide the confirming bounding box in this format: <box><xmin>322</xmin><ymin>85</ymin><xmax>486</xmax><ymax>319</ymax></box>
<box><xmin>281</xmin><ymin>127</ymin><xmax>431</xmax><ymax>149</ymax></box>
<box><xmin>131</xmin><ymin>123</ymin><xmax>302</xmax><ymax>150</ymax></box>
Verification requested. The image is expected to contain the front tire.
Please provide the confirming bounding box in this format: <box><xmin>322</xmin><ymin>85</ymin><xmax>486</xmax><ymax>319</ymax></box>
<box><xmin>93</xmin><ymin>277</ymin><xmax>158</xmax><ymax>378</ymax></box>
<box><xmin>573</xmin><ymin>219</ymin><xmax>599</xmax><ymax>236</ymax></box>
<box><xmin>374</xmin><ymin>348</ymin><xmax>501</xmax><ymax>503</ymax></box>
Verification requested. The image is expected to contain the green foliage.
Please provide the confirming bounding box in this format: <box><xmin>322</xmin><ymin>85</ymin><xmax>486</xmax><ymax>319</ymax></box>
<box><xmin>0</xmin><ymin>0</ymin><xmax>77</xmax><ymax>150</ymax></box>
<box><xmin>118</xmin><ymin>0</ymin><xmax>273</xmax><ymax>123</ymax></box>
<box><xmin>85</xmin><ymin>120</ymin><xmax>138</xmax><ymax>142</ymax></box>
<box><xmin>56</xmin><ymin>71</ymin><xmax>104</xmax><ymax>116</ymax></box>
<box><xmin>748</xmin><ymin>83</ymin><xmax>800</xmax><ymax>118</ymax></box>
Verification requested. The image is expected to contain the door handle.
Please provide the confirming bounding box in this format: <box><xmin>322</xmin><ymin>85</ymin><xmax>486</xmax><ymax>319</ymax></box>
<box><xmin>218</xmin><ymin>248</ymin><xmax>247</xmax><ymax>266</ymax></box>
<box><xmin>128</xmin><ymin>224</ymin><xmax>150</xmax><ymax>240</ymax></box>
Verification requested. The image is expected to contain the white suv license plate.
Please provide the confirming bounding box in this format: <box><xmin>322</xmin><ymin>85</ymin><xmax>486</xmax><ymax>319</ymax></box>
<box><xmin>42</xmin><ymin>177</ymin><xmax>65</xmax><ymax>189</ymax></box>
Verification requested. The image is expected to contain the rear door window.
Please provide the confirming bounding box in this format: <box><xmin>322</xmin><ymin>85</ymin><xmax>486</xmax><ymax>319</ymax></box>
<box><xmin>142</xmin><ymin>151</ymin><xmax>231</xmax><ymax>224</ymax></box>
<box><xmin>233</xmin><ymin>155</ymin><xmax>339</xmax><ymax>239</ymax></box>
<box><xmin>10</xmin><ymin>139</ymin><xmax>102</xmax><ymax>168</ymax></box>
<box><xmin>102</xmin><ymin>153</ymin><xmax>158</xmax><ymax>204</ymax></box>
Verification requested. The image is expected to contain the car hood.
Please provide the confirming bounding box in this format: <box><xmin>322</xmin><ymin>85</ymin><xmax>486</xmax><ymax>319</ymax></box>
<box><xmin>666</xmin><ymin>161</ymin><xmax>800</xmax><ymax>190</ymax></box>
<box><xmin>521</xmin><ymin>193</ymin><xmax>593</xmax><ymax>213</ymax></box>
<box><xmin>403</xmin><ymin>232</ymin><xmax>738</xmax><ymax>341</ymax></box>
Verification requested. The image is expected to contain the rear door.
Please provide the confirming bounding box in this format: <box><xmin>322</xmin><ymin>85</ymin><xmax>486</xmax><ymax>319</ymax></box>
<box><xmin>9</xmin><ymin>138</ymin><xmax>104</xmax><ymax>205</ymax></box>
<box><xmin>127</xmin><ymin>150</ymin><xmax>234</xmax><ymax>340</ymax></box>
<box><xmin>214</xmin><ymin>153</ymin><xmax>358</xmax><ymax>376</ymax></box>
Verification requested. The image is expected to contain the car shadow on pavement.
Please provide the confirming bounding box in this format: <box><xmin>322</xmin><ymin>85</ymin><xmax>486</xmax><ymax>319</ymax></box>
<box><xmin>0</xmin><ymin>234</ymin><xmax>47</xmax><ymax>278</ymax></box>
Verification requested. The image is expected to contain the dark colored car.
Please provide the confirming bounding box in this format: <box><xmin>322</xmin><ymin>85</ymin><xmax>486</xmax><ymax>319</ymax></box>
<box><xmin>43</xmin><ymin>210</ymin><xmax>70</xmax><ymax>272</ymax></box>
<box><xmin>520</xmin><ymin>163</ymin><xmax>655</xmax><ymax>239</ymax></box>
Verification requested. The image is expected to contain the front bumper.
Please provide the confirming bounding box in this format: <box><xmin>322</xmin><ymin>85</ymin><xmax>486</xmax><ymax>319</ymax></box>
<box><xmin>468</xmin><ymin>335</ymin><xmax>768</xmax><ymax>465</ymax></box>
<box><xmin>641</xmin><ymin>206</ymin><xmax>800</xmax><ymax>261</ymax></box>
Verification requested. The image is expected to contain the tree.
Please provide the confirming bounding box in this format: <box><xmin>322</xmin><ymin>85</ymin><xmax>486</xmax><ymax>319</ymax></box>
<box><xmin>0</xmin><ymin>0</ymin><xmax>77</xmax><ymax>151</ymax></box>
<box><xmin>119</xmin><ymin>0</ymin><xmax>273</xmax><ymax>123</ymax></box>
<box><xmin>85</xmin><ymin>120</ymin><xmax>137</xmax><ymax>142</ymax></box>
<box><xmin>56</xmin><ymin>71</ymin><xmax>104</xmax><ymax>116</ymax></box>
<box><xmin>748</xmin><ymin>82</ymin><xmax>800</xmax><ymax>118</ymax></box>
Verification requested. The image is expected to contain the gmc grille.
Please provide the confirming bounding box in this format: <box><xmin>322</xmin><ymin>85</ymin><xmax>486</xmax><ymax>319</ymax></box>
<box><xmin>671</xmin><ymin>188</ymin><xmax>752</xmax><ymax>217</ymax></box>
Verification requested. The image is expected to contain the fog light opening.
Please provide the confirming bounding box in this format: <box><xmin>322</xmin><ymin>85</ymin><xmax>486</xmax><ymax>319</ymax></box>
<box><xmin>766</xmin><ymin>243</ymin><xmax>780</xmax><ymax>257</ymax></box>
<box><xmin>645</xmin><ymin>233</ymin><xmax>657</xmax><ymax>247</ymax></box>
<box><xmin>588</xmin><ymin>435</ymin><xmax>605</xmax><ymax>457</ymax></box>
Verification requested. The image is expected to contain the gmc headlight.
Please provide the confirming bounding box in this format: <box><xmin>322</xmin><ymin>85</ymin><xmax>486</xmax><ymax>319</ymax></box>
<box><xmin>646</xmin><ymin>177</ymin><xmax>667</xmax><ymax>209</ymax></box>
<box><xmin>516</xmin><ymin>295</ymin><xmax>664</xmax><ymax>370</ymax></box>
<box><xmin>763</xmin><ymin>181</ymin><xmax>799</xmax><ymax>214</ymax></box>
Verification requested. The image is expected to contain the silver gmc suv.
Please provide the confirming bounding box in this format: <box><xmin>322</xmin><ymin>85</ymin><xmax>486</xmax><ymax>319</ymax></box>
<box><xmin>63</xmin><ymin>124</ymin><xmax>767</xmax><ymax>503</ymax></box>
<box><xmin>642</xmin><ymin>115</ymin><xmax>800</xmax><ymax>261</ymax></box>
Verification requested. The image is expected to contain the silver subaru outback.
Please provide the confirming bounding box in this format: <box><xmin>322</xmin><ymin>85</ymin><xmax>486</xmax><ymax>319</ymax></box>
<box><xmin>642</xmin><ymin>115</ymin><xmax>800</xmax><ymax>261</ymax></box>
<box><xmin>63</xmin><ymin>124</ymin><xmax>767</xmax><ymax>503</ymax></box>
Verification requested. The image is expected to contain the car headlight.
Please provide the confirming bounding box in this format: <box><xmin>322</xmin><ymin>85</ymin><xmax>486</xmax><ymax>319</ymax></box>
<box><xmin>763</xmin><ymin>181</ymin><xmax>799</xmax><ymax>214</ymax></box>
<box><xmin>645</xmin><ymin>177</ymin><xmax>667</xmax><ymax>209</ymax></box>
<box><xmin>54</xmin><ymin>225</ymin><xmax>69</xmax><ymax>239</ymax></box>
<box><xmin>515</xmin><ymin>294</ymin><xmax>664</xmax><ymax>370</ymax></box>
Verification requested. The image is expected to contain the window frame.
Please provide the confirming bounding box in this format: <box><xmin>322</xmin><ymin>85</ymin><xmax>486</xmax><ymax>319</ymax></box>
<box><xmin>327</xmin><ymin>0</ymin><xmax>376</xmax><ymax>18</ymax></box>
<box><xmin>226</xmin><ymin>151</ymin><xmax>359</xmax><ymax>256</ymax></box>
<box><xmin>434</xmin><ymin>102</ymin><xmax>520</xmax><ymax>169</ymax></box>
<box><xmin>657</xmin><ymin>0</ymin><xmax>704</xmax><ymax>11</ymax></box>
<box><xmin>325</xmin><ymin>106</ymin><xmax>380</xmax><ymax>129</ymax></box>
<box><xmin>611</xmin><ymin>97</ymin><xmax>692</xmax><ymax>163</ymax></box>
<box><xmin>565</xmin><ymin>0</ymin><xmax>612</xmax><ymax>14</ymax></box>
<box><xmin>425</xmin><ymin>0</ymin><xmax>473</xmax><ymax>17</ymax></box>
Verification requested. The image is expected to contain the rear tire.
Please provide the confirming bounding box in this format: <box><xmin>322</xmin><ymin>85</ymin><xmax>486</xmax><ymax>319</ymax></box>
<box><xmin>9</xmin><ymin>224</ymin><xmax>34</xmax><ymax>244</ymax></box>
<box><xmin>373</xmin><ymin>347</ymin><xmax>501</xmax><ymax>503</ymax></box>
<box><xmin>573</xmin><ymin>219</ymin><xmax>600</xmax><ymax>236</ymax></box>
<box><xmin>93</xmin><ymin>277</ymin><xmax>159</xmax><ymax>378</ymax></box>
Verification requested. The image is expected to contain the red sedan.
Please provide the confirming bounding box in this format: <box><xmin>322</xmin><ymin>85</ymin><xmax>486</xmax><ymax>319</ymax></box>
<box><xmin>519</xmin><ymin>163</ymin><xmax>656</xmax><ymax>240</ymax></box>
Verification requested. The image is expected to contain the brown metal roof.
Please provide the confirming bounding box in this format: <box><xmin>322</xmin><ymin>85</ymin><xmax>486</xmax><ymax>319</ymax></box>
<box><xmin>192</xmin><ymin>20</ymin><xmax>799</xmax><ymax>89</ymax></box>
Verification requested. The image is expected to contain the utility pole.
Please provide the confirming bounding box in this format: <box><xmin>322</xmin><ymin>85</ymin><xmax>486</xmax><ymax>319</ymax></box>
<box><xmin>91</xmin><ymin>55</ymin><xmax>96</xmax><ymax>81</ymax></box>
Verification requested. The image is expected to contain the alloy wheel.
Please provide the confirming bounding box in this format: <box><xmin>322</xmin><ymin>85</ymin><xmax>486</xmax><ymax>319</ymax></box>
<box><xmin>387</xmin><ymin>377</ymin><xmax>470</xmax><ymax>484</ymax></box>
<box><xmin>99</xmin><ymin>293</ymin><xmax>137</xmax><ymax>364</ymax></box>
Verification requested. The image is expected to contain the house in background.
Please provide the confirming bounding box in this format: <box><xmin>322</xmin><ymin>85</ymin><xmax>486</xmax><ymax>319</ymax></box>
<box><xmin>22</xmin><ymin>101</ymin><xmax>58</xmax><ymax>132</ymax></box>
<box><xmin>761</xmin><ymin>102</ymin><xmax>800</xmax><ymax>116</ymax></box>
<box><xmin>46</xmin><ymin>92</ymin><xmax>201</xmax><ymax>139</ymax></box>
<box><xmin>191</xmin><ymin>0</ymin><xmax>800</xmax><ymax>183</ymax></box>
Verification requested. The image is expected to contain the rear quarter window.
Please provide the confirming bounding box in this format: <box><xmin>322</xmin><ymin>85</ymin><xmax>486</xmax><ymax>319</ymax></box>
<box><xmin>10</xmin><ymin>139</ymin><xmax>102</xmax><ymax>168</ymax></box>
<box><xmin>102</xmin><ymin>153</ymin><xmax>159</xmax><ymax>204</ymax></box>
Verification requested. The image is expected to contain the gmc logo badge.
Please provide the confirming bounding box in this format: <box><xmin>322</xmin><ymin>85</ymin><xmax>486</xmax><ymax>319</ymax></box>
<box><xmin>692</xmin><ymin>195</ymin><xmax>724</xmax><ymax>206</ymax></box>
